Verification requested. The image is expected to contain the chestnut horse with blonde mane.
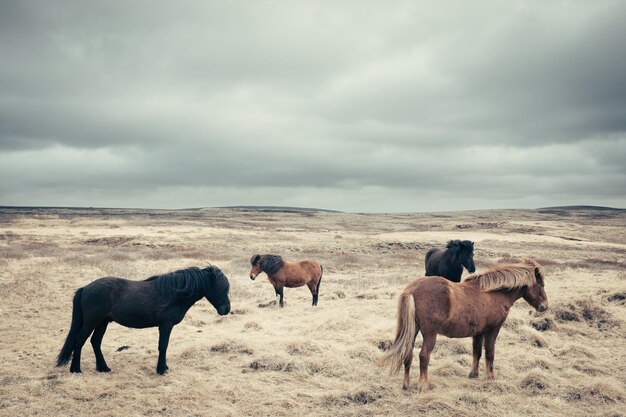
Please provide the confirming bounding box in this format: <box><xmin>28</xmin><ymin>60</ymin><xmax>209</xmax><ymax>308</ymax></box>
<box><xmin>249</xmin><ymin>254</ymin><xmax>323</xmax><ymax>308</ymax></box>
<box><xmin>378</xmin><ymin>259</ymin><xmax>548</xmax><ymax>392</ymax></box>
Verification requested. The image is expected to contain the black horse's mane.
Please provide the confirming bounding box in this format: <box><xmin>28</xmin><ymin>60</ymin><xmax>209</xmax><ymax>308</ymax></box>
<box><xmin>145</xmin><ymin>266</ymin><xmax>225</xmax><ymax>299</ymax></box>
<box><xmin>446</xmin><ymin>240</ymin><xmax>474</xmax><ymax>253</ymax></box>
<box><xmin>251</xmin><ymin>254</ymin><xmax>284</xmax><ymax>274</ymax></box>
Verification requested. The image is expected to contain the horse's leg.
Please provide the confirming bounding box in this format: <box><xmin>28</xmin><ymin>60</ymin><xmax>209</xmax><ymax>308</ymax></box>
<box><xmin>402</xmin><ymin>331</ymin><xmax>419</xmax><ymax>390</ymax></box>
<box><xmin>469</xmin><ymin>334</ymin><xmax>483</xmax><ymax>378</ymax></box>
<box><xmin>484</xmin><ymin>327</ymin><xmax>501</xmax><ymax>380</ymax></box>
<box><xmin>273</xmin><ymin>287</ymin><xmax>280</xmax><ymax>307</ymax></box>
<box><xmin>156</xmin><ymin>323</ymin><xmax>173</xmax><ymax>375</ymax></box>
<box><xmin>277</xmin><ymin>286</ymin><xmax>285</xmax><ymax>308</ymax></box>
<box><xmin>417</xmin><ymin>332</ymin><xmax>437</xmax><ymax>392</ymax></box>
<box><xmin>70</xmin><ymin>323</ymin><xmax>97</xmax><ymax>373</ymax></box>
<box><xmin>91</xmin><ymin>321</ymin><xmax>111</xmax><ymax>372</ymax></box>
<box><xmin>269</xmin><ymin>280</ymin><xmax>281</xmax><ymax>308</ymax></box>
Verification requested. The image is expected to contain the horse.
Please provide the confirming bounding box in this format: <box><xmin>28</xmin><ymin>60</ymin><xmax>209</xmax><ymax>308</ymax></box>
<box><xmin>377</xmin><ymin>259</ymin><xmax>548</xmax><ymax>392</ymax></box>
<box><xmin>249</xmin><ymin>254</ymin><xmax>323</xmax><ymax>308</ymax></box>
<box><xmin>425</xmin><ymin>239</ymin><xmax>476</xmax><ymax>282</ymax></box>
<box><xmin>56</xmin><ymin>265</ymin><xmax>231</xmax><ymax>375</ymax></box>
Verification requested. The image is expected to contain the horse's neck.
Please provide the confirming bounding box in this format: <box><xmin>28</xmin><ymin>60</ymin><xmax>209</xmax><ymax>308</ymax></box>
<box><xmin>494</xmin><ymin>287</ymin><xmax>525</xmax><ymax>308</ymax></box>
<box><xmin>169</xmin><ymin>293</ymin><xmax>204</xmax><ymax>310</ymax></box>
<box><xmin>444</xmin><ymin>250</ymin><xmax>458</xmax><ymax>263</ymax></box>
<box><xmin>443</xmin><ymin>251</ymin><xmax>462</xmax><ymax>272</ymax></box>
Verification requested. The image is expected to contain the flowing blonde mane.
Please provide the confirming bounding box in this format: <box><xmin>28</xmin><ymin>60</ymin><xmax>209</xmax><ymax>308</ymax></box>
<box><xmin>465</xmin><ymin>259</ymin><xmax>544</xmax><ymax>292</ymax></box>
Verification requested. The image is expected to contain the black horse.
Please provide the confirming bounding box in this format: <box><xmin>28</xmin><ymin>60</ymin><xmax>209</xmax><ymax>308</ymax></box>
<box><xmin>425</xmin><ymin>240</ymin><xmax>476</xmax><ymax>282</ymax></box>
<box><xmin>56</xmin><ymin>265</ymin><xmax>230</xmax><ymax>375</ymax></box>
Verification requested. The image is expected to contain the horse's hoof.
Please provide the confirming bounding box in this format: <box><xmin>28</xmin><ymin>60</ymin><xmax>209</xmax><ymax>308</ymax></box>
<box><xmin>97</xmin><ymin>367</ymin><xmax>111</xmax><ymax>373</ymax></box>
<box><xmin>70</xmin><ymin>368</ymin><xmax>82</xmax><ymax>374</ymax></box>
<box><xmin>469</xmin><ymin>371</ymin><xmax>478</xmax><ymax>379</ymax></box>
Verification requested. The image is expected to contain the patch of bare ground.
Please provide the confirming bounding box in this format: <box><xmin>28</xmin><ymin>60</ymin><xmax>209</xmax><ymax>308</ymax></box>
<box><xmin>0</xmin><ymin>206</ymin><xmax>625</xmax><ymax>417</ymax></box>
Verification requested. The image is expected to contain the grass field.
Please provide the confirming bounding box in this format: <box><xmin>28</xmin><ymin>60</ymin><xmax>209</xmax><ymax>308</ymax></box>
<box><xmin>0</xmin><ymin>207</ymin><xmax>624</xmax><ymax>417</ymax></box>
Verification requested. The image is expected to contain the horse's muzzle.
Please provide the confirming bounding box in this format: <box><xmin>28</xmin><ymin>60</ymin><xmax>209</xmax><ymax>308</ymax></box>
<box><xmin>537</xmin><ymin>304</ymin><xmax>548</xmax><ymax>313</ymax></box>
<box><xmin>217</xmin><ymin>304</ymin><xmax>231</xmax><ymax>316</ymax></box>
<box><xmin>249</xmin><ymin>274</ymin><xmax>255</xmax><ymax>280</ymax></box>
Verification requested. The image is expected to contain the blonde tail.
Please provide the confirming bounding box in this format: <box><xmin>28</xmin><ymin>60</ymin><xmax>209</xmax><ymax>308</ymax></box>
<box><xmin>376</xmin><ymin>292</ymin><xmax>417</xmax><ymax>374</ymax></box>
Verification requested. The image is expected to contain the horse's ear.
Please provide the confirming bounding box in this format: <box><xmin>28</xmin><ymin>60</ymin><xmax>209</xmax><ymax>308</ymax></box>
<box><xmin>251</xmin><ymin>254</ymin><xmax>261</xmax><ymax>266</ymax></box>
<box><xmin>534</xmin><ymin>264</ymin><xmax>545</xmax><ymax>286</ymax></box>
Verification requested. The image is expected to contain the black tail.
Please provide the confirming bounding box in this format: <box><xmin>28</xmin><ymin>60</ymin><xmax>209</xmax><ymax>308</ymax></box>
<box><xmin>316</xmin><ymin>265</ymin><xmax>323</xmax><ymax>294</ymax></box>
<box><xmin>56</xmin><ymin>288</ymin><xmax>84</xmax><ymax>367</ymax></box>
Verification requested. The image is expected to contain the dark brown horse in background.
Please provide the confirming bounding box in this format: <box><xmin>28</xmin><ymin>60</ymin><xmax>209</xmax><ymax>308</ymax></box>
<box><xmin>57</xmin><ymin>265</ymin><xmax>231</xmax><ymax>375</ymax></box>
<box><xmin>249</xmin><ymin>254</ymin><xmax>323</xmax><ymax>307</ymax></box>
<box><xmin>378</xmin><ymin>259</ymin><xmax>548</xmax><ymax>392</ymax></box>
<box><xmin>425</xmin><ymin>240</ymin><xmax>476</xmax><ymax>282</ymax></box>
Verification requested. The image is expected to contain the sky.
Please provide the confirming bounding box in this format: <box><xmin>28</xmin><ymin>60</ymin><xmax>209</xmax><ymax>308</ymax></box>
<box><xmin>1</xmin><ymin>1</ymin><xmax>625</xmax><ymax>212</ymax></box>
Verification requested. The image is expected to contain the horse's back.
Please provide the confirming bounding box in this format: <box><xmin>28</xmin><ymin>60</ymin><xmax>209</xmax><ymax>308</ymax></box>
<box><xmin>408</xmin><ymin>275</ymin><xmax>451</xmax><ymax>299</ymax></box>
<box><xmin>279</xmin><ymin>260</ymin><xmax>321</xmax><ymax>287</ymax></box>
<box><xmin>425</xmin><ymin>248</ymin><xmax>443</xmax><ymax>275</ymax></box>
<box><xmin>82</xmin><ymin>276</ymin><xmax>145</xmax><ymax>299</ymax></box>
<box><xmin>77</xmin><ymin>277</ymin><xmax>126</xmax><ymax>321</ymax></box>
<box><xmin>407</xmin><ymin>277</ymin><xmax>486</xmax><ymax>336</ymax></box>
<box><xmin>82</xmin><ymin>277</ymin><xmax>126</xmax><ymax>300</ymax></box>
<box><xmin>406</xmin><ymin>276</ymin><xmax>452</xmax><ymax>327</ymax></box>
<box><xmin>299</xmin><ymin>259</ymin><xmax>321</xmax><ymax>273</ymax></box>
<box><xmin>80</xmin><ymin>277</ymin><xmax>160</xmax><ymax>327</ymax></box>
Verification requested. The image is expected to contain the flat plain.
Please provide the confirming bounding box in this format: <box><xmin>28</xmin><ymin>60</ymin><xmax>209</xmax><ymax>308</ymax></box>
<box><xmin>0</xmin><ymin>206</ymin><xmax>624</xmax><ymax>417</ymax></box>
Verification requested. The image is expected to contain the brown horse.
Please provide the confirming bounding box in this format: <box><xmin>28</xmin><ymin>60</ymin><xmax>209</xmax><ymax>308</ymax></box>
<box><xmin>249</xmin><ymin>254</ymin><xmax>323</xmax><ymax>307</ymax></box>
<box><xmin>377</xmin><ymin>259</ymin><xmax>548</xmax><ymax>392</ymax></box>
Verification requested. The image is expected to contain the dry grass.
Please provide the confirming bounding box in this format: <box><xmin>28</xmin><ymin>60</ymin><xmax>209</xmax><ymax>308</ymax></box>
<box><xmin>0</xmin><ymin>207</ymin><xmax>625</xmax><ymax>417</ymax></box>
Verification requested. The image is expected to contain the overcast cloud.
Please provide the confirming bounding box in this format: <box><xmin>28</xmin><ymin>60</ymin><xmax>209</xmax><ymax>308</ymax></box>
<box><xmin>1</xmin><ymin>1</ymin><xmax>625</xmax><ymax>212</ymax></box>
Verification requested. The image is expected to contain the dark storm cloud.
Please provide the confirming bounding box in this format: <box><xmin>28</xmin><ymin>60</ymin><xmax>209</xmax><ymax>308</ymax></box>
<box><xmin>0</xmin><ymin>1</ymin><xmax>625</xmax><ymax>211</ymax></box>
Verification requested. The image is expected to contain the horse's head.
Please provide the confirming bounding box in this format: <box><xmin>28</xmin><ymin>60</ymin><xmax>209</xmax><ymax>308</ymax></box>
<box><xmin>249</xmin><ymin>254</ymin><xmax>262</xmax><ymax>280</ymax></box>
<box><xmin>521</xmin><ymin>261</ymin><xmax>549</xmax><ymax>312</ymax></box>
<box><xmin>448</xmin><ymin>240</ymin><xmax>476</xmax><ymax>273</ymax></box>
<box><xmin>250</xmin><ymin>254</ymin><xmax>284</xmax><ymax>280</ymax></box>
<box><xmin>204</xmin><ymin>266</ymin><xmax>231</xmax><ymax>315</ymax></box>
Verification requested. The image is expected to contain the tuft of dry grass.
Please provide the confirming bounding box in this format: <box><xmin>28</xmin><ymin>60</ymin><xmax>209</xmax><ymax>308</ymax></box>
<box><xmin>531</xmin><ymin>317</ymin><xmax>556</xmax><ymax>332</ymax></box>
<box><xmin>552</xmin><ymin>299</ymin><xmax>621</xmax><ymax>330</ymax></box>
<box><xmin>210</xmin><ymin>339</ymin><xmax>254</xmax><ymax>355</ymax></box>
<box><xmin>247</xmin><ymin>354</ymin><xmax>301</xmax><ymax>373</ymax></box>
<box><xmin>605</xmin><ymin>291</ymin><xmax>626</xmax><ymax>305</ymax></box>
<box><xmin>520</xmin><ymin>372</ymin><xmax>549</xmax><ymax>394</ymax></box>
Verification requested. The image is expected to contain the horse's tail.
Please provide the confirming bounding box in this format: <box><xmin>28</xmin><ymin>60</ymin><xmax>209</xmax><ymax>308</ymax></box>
<box><xmin>316</xmin><ymin>265</ymin><xmax>323</xmax><ymax>294</ymax></box>
<box><xmin>376</xmin><ymin>291</ymin><xmax>417</xmax><ymax>374</ymax></box>
<box><xmin>56</xmin><ymin>288</ymin><xmax>84</xmax><ymax>367</ymax></box>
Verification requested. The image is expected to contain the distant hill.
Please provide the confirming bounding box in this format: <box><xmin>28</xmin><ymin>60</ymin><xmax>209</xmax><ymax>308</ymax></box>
<box><xmin>217</xmin><ymin>205</ymin><xmax>341</xmax><ymax>214</ymax></box>
<box><xmin>537</xmin><ymin>205</ymin><xmax>624</xmax><ymax>211</ymax></box>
